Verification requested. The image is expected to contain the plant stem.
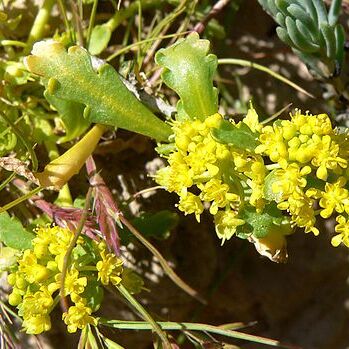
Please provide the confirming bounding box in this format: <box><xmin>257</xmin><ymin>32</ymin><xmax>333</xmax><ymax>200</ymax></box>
<box><xmin>119</xmin><ymin>215</ymin><xmax>206</xmax><ymax>304</ymax></box>
<box><xmin>0</xmin><ymin>186</ymin><xmax>43</xmax><ymax>213</ymax></box>
<box><xmin>116</xmin><ymin>284</ymin><xmax>171</xmax><ymax>349</ymax></box>
<box><xmin>106</xmin><ymin>0</ymin><xmax>162</xmax><ymax>33</ymax></box>
<box><xmin>100</xmin><ymin>319</ymin><xmax>299</xmax><ymax>348</ymax></box>
<box><xmin>217</xmin><ymin>58</ymin><xmax>315</xmax><ymax>99</ymax></box>
<box><xmin>60</xmin><ymin>187</ymin><xmax>92</xmax><ymax>306</ymax></box>
<box><xmin>86</xmin><ymin>0</ymin><xmax>99</xmax><ymax>47</ymax></box>
<box><xmin>24</xmin><ymin>0</ymin><xmax>55</xmax><ymax>54</ymax></box>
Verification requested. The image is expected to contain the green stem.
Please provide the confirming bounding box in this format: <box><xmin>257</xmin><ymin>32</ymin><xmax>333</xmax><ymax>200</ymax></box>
<box><xmin>57</xmin><ymin>0</ymin><xmax>73</xmax><ymax>42</ymax></box>
<box><xmin>107</xmin><ymin>31</ymin><xmax>190</xmax><ymax>62</ymax></box>
<box><xmin>0</xmin><ymin>186</ymin><xmax>43</xmax><ymax>213</ymax></box>
<box><xmin>0</xmin><ymin>172</ymin><xmax>16</xmax><ymax>192</ymax></box>
<box><xmin>106</xmin><ymin>0</ymin><xmax>162</xmax><ymax>32</ymax></box>
<box><xmin>119</xmin><ymin>215</ymin><xmax>206</xmax><ymax>304</ymax></box>
<box><xmin>217</xmin><ymin>58</ymin><xmax>315</xmax><ymax>99</ymax></box>
<box><xmin>0</xmin><ymin>40</ymin><xmax>27</xmax><ymax>47</ymax></box>
<box><xmin>100</xmin><ymin>319</ymin><xmax>297</xmax><ymax>348</ymax></box>
<box><xmin>24</xmin><ymin>0</ymin><xmax>55</xmax><ymax>54</ymax></box>
<box><xmin>86</xmin><ymin>0</ymin><xmax>99</xmax><ymax>47</ymax></box>
<box><xmin>60</xmin><ymin>188</ymin><xmax>92</xmax><ymax>300</ymax></box>
<box><xmin>116</xmin><ymin>284</ymin><xmax>171</xmax><ymax>349</ymax></box>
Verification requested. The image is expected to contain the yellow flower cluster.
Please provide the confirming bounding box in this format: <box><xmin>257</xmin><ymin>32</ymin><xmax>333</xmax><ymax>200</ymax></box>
<box><xmin>7</xmin><ymin>226</ymin><xmax>124</xmax><ymax>334</ymax></box>
<box><xmin>156</xmin><ymin>111</ymin><xmax>264</xmax><ymax>243</ymax></box>
<box><xmin>256</xmin><ymin>110</ymin><xmax>349</xmax><ymax>244</ymax></box>
<box><xmin>157</xmin><ymin>108</ymin><xmax>349</xmax><ymax>249</ymax></box>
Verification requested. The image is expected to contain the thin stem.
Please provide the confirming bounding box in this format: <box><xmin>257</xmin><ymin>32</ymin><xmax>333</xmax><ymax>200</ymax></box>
<box><xmin>57</xmin><ymin>0</ymin><xmax>73</xmax><ymax>42</ymax></box>
<box><xmin>217</xmin><ymin>58</ymin><xmax>315</xmax><ymax>99</ymax></box>
<box><xmin>59</xmin><ymin>188</ymin><xmax>92</xmax><ymax>305</ymax></box>
<box><xmin>100</xmin><ymin>319</ymin><xmax>300</xmax><ymax>349</ymax></box>
<box><xmin>116</xmin><ymin>284</ymin><xmax>171</xmax><ymax>349</ymax></box>
<box><xmin>86</xmin><ymin>0</ymin><xmax>99</xmax><ymax>48</ymax></box>
<box><xmin>0</xmin><ymin>40</ymin><xmax>27</xmax><ymax>47</ymax></box>
<box><xmin>0</xmin><ymin>172</ymin><xmax>16</xmax><ymax>192</ymax></box>
<box><xmin>119</xmin><ymin>215</ymin><xmax>206</xmax><ymax>304</ymax></box>
<box><xmin>24</xmin><ymin>0</ymin><xmax>55</xmax><ymax>54</ymax></box>
<box><xmin>0</xmin><ymin>186</ymin><xmax>43</xmax><ymax>213</ymax></box>
<box><xmin>106</xmin><ymin>31</ymin><xmax>190</xmax><ymax>62</ymax></box>
<box><xmin>261</xmin><ymin>103</ymin><xmax>293</xmax><ymax>125</ymax></box>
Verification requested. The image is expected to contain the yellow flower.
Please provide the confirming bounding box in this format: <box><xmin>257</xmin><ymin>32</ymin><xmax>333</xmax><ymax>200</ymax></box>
<box><xmin>199</xmin><ymin>179</ymin><xmax>240</xmax><ymax>215</ymax></box>
<box><xmin>319</xmin><ymin>177</ymin><xmax>348</xmax><ymax>218</ymax></box>
<box><xmin>22</xmin><ymin>314</ymin><xmax>51</xmax><ymax>334</ymax></box>
<box><xmin>311</xmin><ymin>135</ymin><xmax>347</xmax><ymax>180</ymax></box>
<box><xmin>177</xmin><ymin>192</ymin><xmax>204</xmax><ymax>222</ymax></box>
<box><xmin>96</xmin><ymin>249</ymin><xmax>123</xmax><ymax>286</ymax></box>
<box><xmin>249</xmin><ymin>180</ymin><xmax>265</xmax><ymax>211</ymax></box>
<box><xmin>18</xmin><ymin>287</ymin><xmax>53</xmax><ymax>322</ymax></box>
<box><xmin>278</xmin><ymin>188</ymin><xmax>318</xmax><ymax>235</ymax></box>
<box><xmin>185</xmin><ymin>139</ymin><xmax>218</xmax><ymax>174</ymax></box>
<box><xmin>47</xmin><ymin>226</ymin><xmax>74</xmax><ymax>256</ymax></box>
<box><xmin>272</xmin><ymin>164</ymin><xmax>311</xmax><ymax>200</ymax></box>
<box><xmin>18</xmin><ymin>250</ymin><xmax>49</xmax><ymax>283</ymax></box>
<box><xmin>156</xmin><ymin>162</ymin><xmax>193</xmax><ymax>193</ymax></box>
<box><xmin>54</xmin><ymin>268</ymin><xmax>87</xmax><ymax>296</ymax></box>
<box><xmin>332</xmin><ymin>215</ymin><xmax>349</xmax><ymax>247</ymax></box>
<box><xmin>242</xmin><ymin>105</ymin><xmax>262</xmax><ymax>133</ymax></box>
<box><xmin>256</xmin><ymin>125</ymin><xmax>287</xmax><ymax>163</ymax></box>
<box><xmin>62</xmin><ymin>300</ymin><xmax>97</xmax><ymax>333</ymax></box>
<box><xmin>214</xmin><ymin>210</ymin><xmax>245</xmax><ymax>243</ymax></box>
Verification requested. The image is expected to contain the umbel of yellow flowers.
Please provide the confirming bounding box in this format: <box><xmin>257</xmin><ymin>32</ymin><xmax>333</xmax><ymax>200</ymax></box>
<box><xmin>7</xmin><ymin>226</ymin><xmax>125</xmax><ymax>334</ymax></box>
<box><xmin>156</xmin><ymin>108</ymin><xmax>349</xmax><ymax>251</ymax></box>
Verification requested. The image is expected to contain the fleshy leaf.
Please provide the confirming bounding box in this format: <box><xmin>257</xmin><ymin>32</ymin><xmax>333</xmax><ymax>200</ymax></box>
<box><xmin>155</xmin><ymin>32</ymin><xmax>218</xmax><ymax>120</ymax></box>
<box><xmin>0</xmin><ymin>212</ymin><xmax>34</xmax><ymax>249</ymax></box>
<box><xmin>211</xmin><ymin>120</ymin><xmax>260</xmax><ymax>151</ymax></box>
<box><xmin>24</xmin><ymin>41</ymin><xmax>172</xmax><ymax>142</ymax></box>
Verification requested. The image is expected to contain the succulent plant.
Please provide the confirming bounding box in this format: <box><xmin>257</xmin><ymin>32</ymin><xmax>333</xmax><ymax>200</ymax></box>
<box><xmin>258</xmin><ymin>0</ymin><xmax>345</xmax><ymax>78</ymax></box>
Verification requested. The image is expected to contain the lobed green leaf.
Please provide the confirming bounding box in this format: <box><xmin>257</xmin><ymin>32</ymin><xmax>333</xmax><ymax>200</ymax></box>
<box><xmin>155</xmin><ymin>32</ymin><xmax>218</xmax><ymax>121</ymax></box>
<box><xmin>24</xmin><ymin>41</ymin><xmax>172</xmax><ymax>142</ymax></box>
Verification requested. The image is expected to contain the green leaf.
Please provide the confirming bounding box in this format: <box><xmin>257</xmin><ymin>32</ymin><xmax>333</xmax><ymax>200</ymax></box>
<box><xmin>132</xmin><ymin>210</ymin><xmax>178</xmax><ymax>240</ymax></box>
<box><xmin>0</xmin><ymin>121</ymin><xmax>17</xmax><ymax>156</ymax></box>
<box><xmin>155</xmin><ymin>32</ymin><xmax>218</xmax><ymax>120</ymax></box>
<box><xmin>211</xmin><ymin>120</ymin><xmax>260</xmax><ymax>151</ymax></box>
<box><xmin>0</xmin><ymin>212</ymin><xmax>34</xmax><ymax>249</ymax></box>
<box><xmin>335</xmin><ymin>24</ymin><xmax>345</xmax><ymax>66</ymax></box>
<box><xmin>320</xmin><ymin>22</ymin><xmax>336</xmax><ymax>60</ymax></box>
<box><xmin>24</xmin><ymin>41</ymin><xmax>172</xmax><ymax>142</ymax></box>
<box><xmin>82</xmin><ymin>278</ymin><xmax>104</xmax><ymax>312</ymax></box>
<box><xmin>285</xmin><ymin>16</ymin><xmax>319</xmax><ymax>53</ymax></box>
<box><xmin>120</xmin><ymin>210</ymin><xmax>178</xmax><ymax>245</ymax></box>
<box><xmin>328</xmin><ymin>0</ymin><xmax>342</xmax><ymax>26</ymax></box>
<box><xmin>88</xmin><ymin>24</ymin><xmax>112</xmax><ymax>56</ymax></box>
<box><xmin>236</xmin><ymin>204</ymin><xmax>285</xmax><ymax>239</ymax></box>
<box><xmin>45</xmin><ymin>93</ymin><xmax>90</xmax><ymax>143</ymax></box>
